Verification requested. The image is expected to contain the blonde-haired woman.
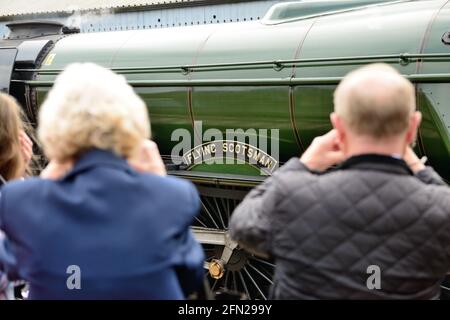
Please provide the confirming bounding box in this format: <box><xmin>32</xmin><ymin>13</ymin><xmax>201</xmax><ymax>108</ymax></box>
<box><xmin>0</xmin><ymin>63</ymin><xmax>204</xmax><ymax>300</ymax></box>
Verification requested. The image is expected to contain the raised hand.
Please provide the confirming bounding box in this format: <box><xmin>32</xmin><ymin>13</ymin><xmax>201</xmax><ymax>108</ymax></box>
<box><xmin>19</xmin><ymin>131</ymin><xmax>33</xmax><ymax>167</ymax></box>
<box><xmin>300</xmin><ymin>129</ymin><xmax>346</xmax><ymax>172</ymax></box>
<box><xmin>128</xmin><ymin>140</ymin><xmax>167</xmax><ymax>176</ymax></box>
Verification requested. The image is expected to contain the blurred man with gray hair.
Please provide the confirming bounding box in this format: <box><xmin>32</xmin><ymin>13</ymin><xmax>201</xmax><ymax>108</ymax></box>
<box><xmin>230</xmin><ymin>63</ymin><xmax>450</xmax><ymax>299</ymax></box>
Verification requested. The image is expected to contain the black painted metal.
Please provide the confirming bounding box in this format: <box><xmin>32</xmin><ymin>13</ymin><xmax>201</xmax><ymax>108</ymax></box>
<box><xmin>0</xmin><ymin>47</ymin><xmax>17</xmax><ymax>92</ymax></box>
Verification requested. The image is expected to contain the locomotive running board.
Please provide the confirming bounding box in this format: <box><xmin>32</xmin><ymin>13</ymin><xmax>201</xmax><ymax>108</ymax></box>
<box><xmin>168</xmin><ymin>170</ymin><xmax>265</xmax><ymax>187</ymax></box>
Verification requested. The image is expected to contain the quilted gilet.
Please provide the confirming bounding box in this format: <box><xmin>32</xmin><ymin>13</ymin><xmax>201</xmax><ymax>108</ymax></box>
<box><xmin>230</xmin><ymin>155</ymin><xmax>450</xmax><ymax>299</ymax></box>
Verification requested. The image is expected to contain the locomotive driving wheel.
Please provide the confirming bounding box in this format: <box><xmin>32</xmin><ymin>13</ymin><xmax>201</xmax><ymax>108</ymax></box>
<box><xmin>191</xmin><ymin>184</ymin><xmax>274</xmax><ymax>300</ymax></box>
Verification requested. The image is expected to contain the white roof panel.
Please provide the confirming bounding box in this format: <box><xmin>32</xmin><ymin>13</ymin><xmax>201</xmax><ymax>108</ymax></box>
<box><xmin>0</xmin><ymin>0</ymin><xmax>201</xmax><ymax>17</ymax></box>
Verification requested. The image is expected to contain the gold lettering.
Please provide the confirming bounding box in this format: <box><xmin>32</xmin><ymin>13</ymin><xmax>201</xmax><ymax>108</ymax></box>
<box><xmin>183</xmin><ymin>154</ymin><xmax>191</xmax><ymax>165</ymax></box>
<box><xmin>248</xmin><ymin>147</ymin><xmax>254</xmax><ymax>159</ymax></box>
<box><xmin>253</xmin><ymin>151</ymin><xmax>261</xmax><ymax>162</ymax></box>
<box><xmin>265</xmin><ymin>158</ymin><xmax>273</xmax><ymax>169</ymax></box>
<box><xmin>183</xmin><ymin>142</ymin><xmax>276</xmax><ymax>171</ymax></box>
<box><xmin>259</xmin><ymin>155</ymin><xmax>266</xmax><ymax>166</ymax></box>
<box><xmin>203</xmin><ymin>144</ymin><xmax>211</xmax><ymax>156</ymax></box>
<box><xmin>193</xmin><ymin>149</ymin><xmax>200</xmax><ymax>160</ymax></box>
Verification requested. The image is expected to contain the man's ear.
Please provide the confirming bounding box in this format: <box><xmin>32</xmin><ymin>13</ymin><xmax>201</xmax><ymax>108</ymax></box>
<box><xmin>330</xmin><ymin>112</ymin><xmax>338</xmax><ymax>129</ymax></box>
<box><xmin>330</xmin><ymin>112</ymin><xmax>345</xmax><ymax>142</ymax></box>
<box><xmin>406</xmin><ymin>111</ymin><xmax>422</xmax><ymax>145</ymax></box>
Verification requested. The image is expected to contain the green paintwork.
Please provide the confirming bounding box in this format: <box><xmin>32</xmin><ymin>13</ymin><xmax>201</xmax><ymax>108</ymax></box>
<box><xmin>294</xmin><ymin>86</ymin><xmax>334</xmax><ymax>148</ymax></box>
<box><xmin>191</xmin><ymin>87</ymin><xmax>296</xmax><ymax>161</ymax></box>
<box><xmin>28</xmin><ymin>0</ymin><xmax>450</xmax><ymax>183</ymax></box>
<box><xmin>190</xmin><ymin>163</ymin><xmax>262</xmax><ymax>176</ymax></box>
<box><xmin>417</xmin><ymin>88</ymin><xmax>450</xmax><ymax>180</ymax></box>
<box><xmin>135</xmin><ymin>87</ymin><xmax>192</xmax><ymax>156</ymax></box>
<box><xmin>263</xmin><ymin>0</ymin><xmax>403</xmax><ymax>24</ymax></box>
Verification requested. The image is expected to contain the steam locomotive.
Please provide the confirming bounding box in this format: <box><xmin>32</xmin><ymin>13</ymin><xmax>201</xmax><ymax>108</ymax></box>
<box><xmin>1</xmin><ymin>0</ymin><xmax>449</xmax><ymax>299</ymax></box>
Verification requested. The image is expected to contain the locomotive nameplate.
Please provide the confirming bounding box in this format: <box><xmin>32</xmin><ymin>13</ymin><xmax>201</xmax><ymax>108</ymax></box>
<box><xmin>182</xmin><ymin>140</ymin><xmax>278</xmax><ymax>175</ymax></box>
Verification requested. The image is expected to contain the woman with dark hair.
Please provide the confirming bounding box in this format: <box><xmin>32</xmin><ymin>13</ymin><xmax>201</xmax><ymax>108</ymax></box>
<box><xmin>0</xmin><ymin>92</ymin><xmax>33</xmax><ymax>184</ymax></box>
<box><xmin>0</xmin><ymin>92</ymin><xmax>34</xmax><ymax>299</ymax></box>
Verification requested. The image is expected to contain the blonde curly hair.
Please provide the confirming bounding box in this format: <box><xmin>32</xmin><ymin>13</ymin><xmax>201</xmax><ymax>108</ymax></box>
<box><xmin>38</xmin><ymin>63</ymin><xmax>150</xmax><ymax>161</ymax></box>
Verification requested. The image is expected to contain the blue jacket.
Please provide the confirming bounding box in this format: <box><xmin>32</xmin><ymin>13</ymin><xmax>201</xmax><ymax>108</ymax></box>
<box><xmin>0</xmin><ymin>149</ymin><xmax>204</xmax><ymax>299</ymax></box>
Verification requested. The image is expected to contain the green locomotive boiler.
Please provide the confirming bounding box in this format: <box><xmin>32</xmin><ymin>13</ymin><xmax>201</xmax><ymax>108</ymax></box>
<box><xmin>1</xmin><ymin>0</ymin><xmax>449</xmax><ymax>299</ymax></box>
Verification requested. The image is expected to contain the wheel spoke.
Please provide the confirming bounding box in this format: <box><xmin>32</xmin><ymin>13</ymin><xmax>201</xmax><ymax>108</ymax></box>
<box><xmin>212</xmin><ymin>196</ymin><xmax>226</xmax><ymax>229</ymax></box>
<box><xmin>204</xmin><ymin>196</ymin><xmax>225</xmax><ymax>230</ymax></box>
<box><xmin>194</xmin><ymin>216</ymin><xmax>208</xmax><ymax>228</ymax></box>
<box><xmin>200</xmin><ymin>199</ymin><xmax>219</xmax><ymax>229</ymax></box>
<box><xmin>211</xmin><ymin>279</ymin><xmax>219</xmax><ymax>291</ymax></box>
<box><xmin>247</xmin><ymin>262</ymin><xmax>273</xmax><ymax>284</ymax></box>
<box><xmin>243</xmin><ymin>266</ymin><xmax>267</xmax><ymax>300</ymax></box>
<box><xmin>220</xmin><ymin>196</ymin><xmax>230</xmax><ymax>227</ymax></box>
<box><xmin>238</xmin><ymin>271</ymin><xmax>251</xmax><ymax>300</ymax></box>
<box><xmin>232</xmin><ymin>271</ymin><xmax>237</xmax><ymax>292</ymax></box>
<box><xmin>252</xmin><ymin>257</ymin><xmax>275</xmax><ymax>268</ymax></box>
<box><xmin>224</xmin><ymin>270</ymin><xmax>230</xmax><ymax>289</ymax></box>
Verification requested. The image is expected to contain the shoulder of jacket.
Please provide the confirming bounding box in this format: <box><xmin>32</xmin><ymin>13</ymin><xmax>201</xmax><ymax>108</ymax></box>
<box><xmin>430</xmin><ymin>185</ymin><xmax>450</xmax><ymax>206</ymax></box>
<box><xmin>140</xmin><ymin>174</ymin><xmax>198</xmax><ymax>202</ymax></box>
<box><xmin>0</xmin><ymin>178</ymin><xmax>49</xmax><ymax>228</ymax></box>
<box><xmin>2</xmin><ymin>177</ymin><xmax>47</xmax><ymax>195</ymax></box>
